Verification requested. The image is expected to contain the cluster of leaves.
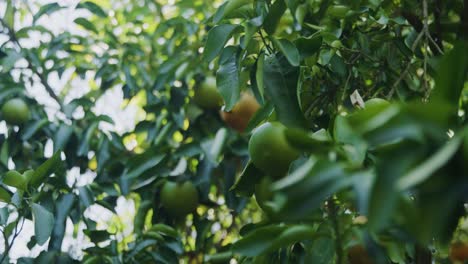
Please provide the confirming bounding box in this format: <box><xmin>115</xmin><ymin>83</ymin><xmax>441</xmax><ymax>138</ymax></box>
<box><xmin>0</xmin><ymin>0</ymin><xmax>466</xmax><ymax>263</ymax></box>
<box><xmin>0</xmin><ymin>0</ymin><xmax>256</xmax><ymax>262</ymax></box>
<box><xmin>204</xmin><ymin>0</ymin><xmax>468</xmax><ymax>263</ymax></box>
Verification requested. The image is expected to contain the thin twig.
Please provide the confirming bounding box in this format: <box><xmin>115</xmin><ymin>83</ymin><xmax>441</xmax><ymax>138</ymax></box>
<box><xmin>387</xmin><ymin>29</ymin><xmax>424</xmax><ymax>99</ymax></box>
<box><xmin>0</xmin><ymin>18</ymin><xmax>63</xmax><ymax>109</ymax></box>
<box><xmin>390</xmin><ymin>0</ymin><xmax>445</xmax><ymax>99</ymax></box>
<box><xmin>258</xmin><ymin>30</ymin><xmax>274</xmax><ymax>54</ymax></box>
<box><xmin>0</xmin><ymin>218</ymin><xmax>25</xmax><ymax>263</ymax></box>
<box><xmin>421</xmin><ymin>0</ymin><xmax>444</xmax><ymax>55</ymax></box>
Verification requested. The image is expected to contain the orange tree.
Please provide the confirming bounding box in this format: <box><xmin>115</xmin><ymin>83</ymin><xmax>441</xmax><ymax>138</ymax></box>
<box><xmin>0</xmin><ymin>0</ymin><xmax>467</xmax><ymax>263</ymax></box>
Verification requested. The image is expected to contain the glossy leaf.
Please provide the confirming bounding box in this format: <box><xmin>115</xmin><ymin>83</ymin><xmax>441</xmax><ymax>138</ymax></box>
<box><xmin>33</xmin><ymin>3</ymin><xmax>63</xmax><ymax>24</ymax></box>
<box><xmin>216</xmin><ymin>46</ymin><xmax>241</xmax><ymax>111</ymax></box>
<box><xmin>32</xmin><ymin>203</ymin><xmax>55</xmax><ymax>245</ymax></box>
<box><xmin>263</xmin><ymin>54</ymin><xmax>306</xmax><ymax>128</ymax></box>
<box><xmin>30</xmin><ymin>151</ymin><xmax>62</xmax><ymax>188</ymax></box>
<box><xmin>204</xmin><ymin>24</ymin><xmax>240</xmax><ymax>63</ymax></box>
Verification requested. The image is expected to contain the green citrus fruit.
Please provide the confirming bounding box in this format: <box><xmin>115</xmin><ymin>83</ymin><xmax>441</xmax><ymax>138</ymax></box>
<box><xmin>248</xmin><ymin>122</ymin><xmax>300</xmax><ymax>178</ymax></box>
<box><xmin>1</xmin><ymin>98</ymin><xmax>30</xmax><ymax>125</ymax></box>
<box><xmin>160</xmin><ymin>181</ymin><xmax>199</xmax><ymax>217</ymax></box>
<box><xmin>220</xmin><ymin>92</ymin><xmax>260</xmax><ymax>133</ymax></box>
<box><xmin>193</xmin><ymin>76</ymin><xmax>224</xmax><ymax>109</ymax></box>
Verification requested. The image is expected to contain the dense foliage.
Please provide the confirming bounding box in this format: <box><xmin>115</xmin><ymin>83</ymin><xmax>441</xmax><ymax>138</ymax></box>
<box><xmin>0</xmin><ymin>0</ymin><xmax>467</xmax><ymax>263</ymax></box>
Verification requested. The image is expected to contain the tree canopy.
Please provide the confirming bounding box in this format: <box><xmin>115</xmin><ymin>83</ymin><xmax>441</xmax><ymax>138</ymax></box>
<box><xmin>0</xmin><ymin>0</ymin><xmax>467</xmax><ymax>263</ymax></box>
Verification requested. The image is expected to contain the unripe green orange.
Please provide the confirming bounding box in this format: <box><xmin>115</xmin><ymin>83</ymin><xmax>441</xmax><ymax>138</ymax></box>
<box><xmin>160</xmin><ymin>181</ymin><xmax>199</xmax><ymax>217</ymax></box>
<box><xmin>248</xmin><ymin>122</ymin><xmax>300</xmax><ymax>178</ymax></box>
<box><xmin>193</xmin><ymin>76</ymin><xmax>224</xmax><ymax>109</ymax></box>
<box><xmin>1</xmin><ymin>98</ymin><xmax>30</xmax><ymax>125</ymax></box>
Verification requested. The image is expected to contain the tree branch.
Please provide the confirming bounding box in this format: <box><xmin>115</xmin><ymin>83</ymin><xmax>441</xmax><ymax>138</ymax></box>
<box><xmin>0</xmin><ymin>18</ymin><xmax>63</xmax><ymax>109</ymax></box>
<box><xmin>328</xmin><ymin>197</ymin><xmax>344</xmax><ymax>264</ymax></box>
<box><xmin>387</xmin><ymin>29</ymin><xmax>424</xmax><ymax>99</ymax></box>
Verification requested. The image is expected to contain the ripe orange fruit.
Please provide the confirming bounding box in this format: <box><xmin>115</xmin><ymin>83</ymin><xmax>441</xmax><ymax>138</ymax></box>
<box><xmin>348</xmin><ymin>245</ymin><xmax>374</xmax><ymax>264</ymax></box>
<box><xmin>450</xmin><ymin>242</ymin><xmax>468</xmax><ymax>263</ymax></box>
<box><xmin>220</xmin><ymin>92</ymin><xmax>260</xmax><ymax>132</ymax></box>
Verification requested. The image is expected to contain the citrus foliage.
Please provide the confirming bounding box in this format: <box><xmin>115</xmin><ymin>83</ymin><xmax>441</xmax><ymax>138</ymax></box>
<box><xmin>0</xmin><ymin>0</ymin><xmax>467</xmax><ymax>263</ymax></box>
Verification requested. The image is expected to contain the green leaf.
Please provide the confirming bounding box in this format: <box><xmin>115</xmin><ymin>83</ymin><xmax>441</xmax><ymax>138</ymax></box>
<box><xmin>134</xmin><ymin>200</ymin><xmax>152</xmax><ymax>235</ymax></box>
<box><xmin>263</xmin><ymin>54</ymin><xmax>306</xmax><ymax>128</ymax></box>
<box><xmin>216</xmin><ymin>46</ymin><xmax>241</xmax><ymax>111</ymax></box>
<box><xmin>251</xmin><ymin>53</ymin><xmax>265</xmax><ymax>103</ymax></box>
<box><xmin>123</xmin><ymin>65</ymin><xmax>137</xmax><ymax>96</ymax></box>
<box><xmin>21</xmin><ymin>119</ymin><xmax>49</xmax><ymax>141</ymax></box>
<box><xmin>233</xmin><ymin>224</ymin><xmax>324</xmax><ymax>257</ymax></box>
<box><xmin>83</xmin><ymin>229</ymin><xmax>111</xmax><ymax>244</ymax></box>
<box><xmin>263</xmin><ymin>0</ymin><xmax>287</xmax><ymax>35</ymax></box>
<box><xmin>53</xmin><ymin>124</ymin><xmax>74</xmax><ymax>152</ymax></box>
<box><xmin>431</xmin><ymin>41</ymin><xmax>468</xmax><ymax>113</ymax></box>
<box><xmin>368</xmin><ymin>145</ymin><xmax>424</xmax><ymax>231</ymax></box>
<box><xmin>149</xmin><ymin>223</ymin><xmax>179</xmax><ymax>238</ymax></box>
<box><xmin>76</xmin><ymin>1</ymin><xmax>107</xmax><ymax>17</ymax></box>
<box><xmin>123</xmin><ymin>153</ymin><xmax>166</xmax><ymax>180</ymax></box>
<box><xmin>30</xmin><ymin>151</ymin><xmax>62</xmax><ymax>188</ymax></box>
<box><xmin>329</xmin><ymin>54</ymin><xmax>347</xmax><ymax>77</ymax></box>
<box><xmin>244</xmin><ymin>100</ymin><xmax>274</xmax><ymax>133</ymax></box>
<box><xmin>0</xmin><ymin>88</ymin><xmax>24</xmax><ymax>103</ymax></box>
<box><xmin>295</xmin><ymin>36</ymin><xmax>322</xmax><ymax>59</ymax></box>
<box><xmin>223</xmin><ymin>0</ymin><xmax>251</xmax><ymax>20</ymax></box>
<box><xmin>0</xmin><ymin>142</ymin><xmax>8</xmax><ymax>167</ymax></box>
<box><xmin>1</xmin><ymin>50</ymin><xmax>23</xmax><ymax>71</ymax></box>
<box><xmin>33</xmin><ymin>3</ymin><xmax>64</xmax><ymax>24</ymax></box>
<box><xmin>396</xmin><ymin>133</ymin><xmax>464</xmax><ymax>190</ymax></box>
<box><xmin>77</xmin><ymin>122</ymin><xmax>98</xmax><ymax>156</ymax></box>
<box><xmin>78</xmin><ymin>186</ymin><xmax>94</xmax><ymax>207</ymax></box>
<box><xmin>305</xmin><ymin>236</ymin><xmax>335</xmax><ymax>263</ymax></box>
<box><xmin>0</xmin><ymin>207</ymin><xmax>9</xmax><ymax>225</ymax></box>
<box><xmin>0</xmin><ymin>186</ymin><xmax>12</xmax><ymax>203</ymax></box>
<box><xmin>232</xmin><ymin>225</ymin><xmax>286</xmax><ymax>256</ymax></box>
<box><xmin>3</xmin><ymin>170</ymin><xmax>27</xmax><ymax>190</ymax></box>
<box><xmin>74</xmin><ymin>17</ymin><xmax>98</xmax><ymax>33</ymax></box>
<box><xmin>230</xmin><ymin>162</ymin><xmax>264</xmax><ymax>196</ymax></box>
<box><xmin>207</xmin><ymin>128</ymin><xmax>228</xmax><ymax>164</ymax></box>
<box><xmin>125</xmin><ymin>239</ymin><xmax>158</xmax><ymax>260</ymax></box>
<box><xmin>273</xmin><ymin>159</ymin><xmax>355</xmax><ymax>220</ymax></box>
<box><xmin>49</xmin><ymin>194</ymin><xmax>75</xmax><ymax>251</ymax></box>
<box><xmin>271</xmin><ymin>38</ymin><xmax>300</xmax><ymax>66</ymax></box>
<box><xmin>204</xmin><ymin>24</ymin><xmax>240</xmax><ymax>63</ymax></box>
<box><xmin>4</xmin><ymin>0</ymin><xmax>15</xmax><ymax>28</ymax></box>
<box><xmin>284</xmin><ymin>127</ymin><xmax>333</xmax><ymax>152</ymax></box>
<box><xmin>32</xmin><ymin>203</ymin><xmax>55</xmax><ymax>245</ymax></box>
<box><xmin>15</xmin><ymin>25</ymin><xmax>51</xmax><ymax>39</ymax></box>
